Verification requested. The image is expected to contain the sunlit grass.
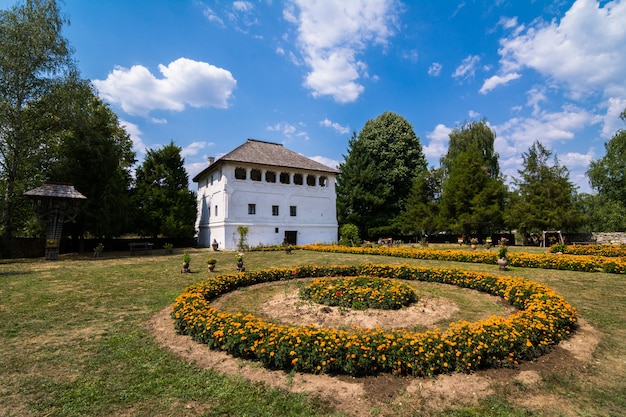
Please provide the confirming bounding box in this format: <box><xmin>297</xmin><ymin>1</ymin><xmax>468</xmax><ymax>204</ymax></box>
<box><xmin>1</xmin><ymin>247</ymin><xmax>624</xmax><ymax>416</ymax></box>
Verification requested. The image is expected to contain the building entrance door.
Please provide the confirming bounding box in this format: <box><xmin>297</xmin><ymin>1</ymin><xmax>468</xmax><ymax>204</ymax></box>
<box><xmin>284</xmin><ymin>230</ymin><xmax>297</xmax><ymax>245</ymax></box>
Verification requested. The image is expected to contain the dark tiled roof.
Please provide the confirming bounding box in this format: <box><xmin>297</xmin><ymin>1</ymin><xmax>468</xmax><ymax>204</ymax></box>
<box><xmin>24</xmin><ymin>183</ymin><xmax>87</xmax><ymax>200</ymax></box>
<box><xmin>193</xmin><ymin>139</ymin><xmax>339</xmax><ymax>182</ymax></box>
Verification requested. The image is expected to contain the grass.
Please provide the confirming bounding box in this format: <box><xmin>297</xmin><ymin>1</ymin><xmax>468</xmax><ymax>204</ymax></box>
<box><xmin>1</xmin><ymin>246</ymin><xmax>625</xmax><ymax>416</ymax></box>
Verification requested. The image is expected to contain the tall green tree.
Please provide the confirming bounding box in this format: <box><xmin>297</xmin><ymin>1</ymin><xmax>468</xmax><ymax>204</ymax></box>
<box><xmin>505</xmin><ymin>141</ymin><xmax>584</xmax><ymax>237</ymax></box>
<box><xmin>439</xmin><ymin>146</ymin><xmax>507</xmax><ymax>232</ymax></box>
<box><xmin>396</xmin><ymin>167</ymin><xmax>443</xmax><ymax>236</ymax></box>
<box><xmin>586</xmin><ymin>108</ymin><xmax>626</xmax><ymax>231</ymax></box>
<box><xmin>440</xmin><ymin>120</ymin><xmax>500</xmax><ymax>178</ymax></box>
<box><xmin>39</xmin><ymin>75</ymin><xmax>136</xmax><ymax>238</ymax></box>
<box><xmin>336</xmin><ymin>112</ymin><xmax>427</xmax><ymax>239</ymax></box>
<box><xmin>438</xmin><ymin>121</ymin><xmax>506</xmax><ymax>233</ymax></box>
<box><xmin>0</xmin><ymin>0</ymin><xmax>73</xmax><ymax>254</ymax></box>
<box><xmin>132</xmin><ymin>142</ymin><xmax>197</xmax><ymax>238</ymax></box>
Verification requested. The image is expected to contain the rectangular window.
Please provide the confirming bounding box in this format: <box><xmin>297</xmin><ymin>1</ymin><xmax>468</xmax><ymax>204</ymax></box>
<box><xmin>272</xmin><ymin>205</ymin><xmax>279</xmax><ymax>216</ymax></box>
<box><xmin>215</xmin><ymin>205</ymin><xmax>218</xmax><ymax>216</ymax></box>
<box><xmin>290</xmin><ymin>206</ymin><xmax>297</xmax><ymax>216</ymax></box>
<box><xmin>248</xmin><ymin>204</ymin><xmax>256</xmax><ymax>215</ymax></box>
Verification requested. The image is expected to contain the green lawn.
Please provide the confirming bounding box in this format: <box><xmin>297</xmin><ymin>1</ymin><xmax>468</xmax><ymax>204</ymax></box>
<box><xmin>1</xmin><ymin>247</ymin><xmax>624</xmax><ymax>416</ymax></box>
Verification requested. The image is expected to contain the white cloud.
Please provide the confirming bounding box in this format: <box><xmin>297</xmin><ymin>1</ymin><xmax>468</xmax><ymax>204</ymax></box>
<box><xmin>203</xmin><ymin>7</ymin><xmax>224</xmax><ymax>27</ymax></box>
<box><xmin>428</xmin><ymin>62</ymin><xmax>442</xmax><ymax>76</ymax></box>
<box><xmin>424</xmin><ymin>123</ymin><xmax>452</xmax><ymax>161</ymax></box>
<box><xmin>601</xmin><ymin>97</ymin><xmax>626</xmax><ymax>138</ymax></box>
<box><xmin>498</xmin><ymin>0</ymin><xmax>626</xmax><ymax>99</ymax></box>
<box><xmin>452</xmin><ymin>55</ymin><xmax>480</xmax><ymax>81</ymax></box>
<box><xmin>494</xmin><ymin>105</ymin><xmax>602</xmax><ymax>159</ymax></box>
<box><xmin>468</xmin><ymin>110</ymin><xmax>480</xmax><ymax>119</ymax></box>
<box><xmin>320</xmin><ymin>118</ymin><xmax>350</xmax><ymax>134</ymax></box>
<box><xmin>94</xmin><ymin>58</ymin><xmax>237</xmax><ymax>117</ymax></box>
<box><xmin>284</xmin><ymin>0</ymin><xmax>401</xmax><ymax>103</ymax></box>
<box><xmin>119</xmin><ymin>119</ymin><xmax>147</xmax><ymax>155</ymax></box>
<box><xmin>267</xmin><ymin>121</ymin><xmax>309</xmax><ymax>140</ymax></box>
<box><xmin>308</xmin><ymin>155</ymin><xmax>340</xmax><ymax>169</ymax></box>
<box><xmin>479</xmin><ymin>72</ymin><xmax>521</xmax><ymax>94</ymax></box>
<box><xmin>233</xmin><ymin>1</ymin><xmax>254</xmax><ymax>12</ymax></box>
<box><xmin>181</xmin><ymin>141</ymin><xmax>208</xmax><ymax>158</ymax></box>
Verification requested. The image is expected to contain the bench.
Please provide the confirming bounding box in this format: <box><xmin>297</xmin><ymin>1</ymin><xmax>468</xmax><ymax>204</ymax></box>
<box><xmin>129</xmin><ymin>242</ymin><xmax>154</xmax><ymax>255</ymax></box>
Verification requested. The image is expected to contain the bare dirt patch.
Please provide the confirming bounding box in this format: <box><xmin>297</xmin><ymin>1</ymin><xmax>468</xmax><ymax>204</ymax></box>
<box><xmin>149</xmin><ymin>288</ymin><xmax>600</xmax><ymax>416</ymax></box>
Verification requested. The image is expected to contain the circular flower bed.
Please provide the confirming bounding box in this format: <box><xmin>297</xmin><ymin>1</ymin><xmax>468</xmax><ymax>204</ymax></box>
<box><xmin>172</xmin><ymin>264</ymin><xmax>578</xmax><ymax>377</ymax></box>
<box><xmin>299</xmin><ymin>276</ymin><xmax>418</xmax><ymax>310</ymax></box>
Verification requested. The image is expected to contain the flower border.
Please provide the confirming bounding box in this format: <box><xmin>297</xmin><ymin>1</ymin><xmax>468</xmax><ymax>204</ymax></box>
<box><xmin>299</xmin><ymin>244</ymin><xmax>626</xmax><ymax>274</ymax></box>
<box><xmin>172</xmin><ymin>264</ymin><xmax>577</xmax><ymax>377</ymax></box>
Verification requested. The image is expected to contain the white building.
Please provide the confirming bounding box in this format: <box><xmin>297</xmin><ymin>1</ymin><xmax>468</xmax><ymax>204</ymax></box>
<box><xmin>192</xmin><ymin>139</ymin><xmax>339</xmax><ymax>249</ymax></box>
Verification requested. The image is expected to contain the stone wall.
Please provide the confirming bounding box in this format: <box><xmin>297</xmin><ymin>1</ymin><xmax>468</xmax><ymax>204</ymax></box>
<box><xmin>592</xmin><ymin>232</ymin><xmax>626</xmax><ymax>245</ymax></box>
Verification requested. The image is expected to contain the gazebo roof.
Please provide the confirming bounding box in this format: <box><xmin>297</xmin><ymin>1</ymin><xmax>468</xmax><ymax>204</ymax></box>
<box><xmin>24</xmin><ymin>183</ymin><xmax>87</xmax><ymax>200</ymax></box>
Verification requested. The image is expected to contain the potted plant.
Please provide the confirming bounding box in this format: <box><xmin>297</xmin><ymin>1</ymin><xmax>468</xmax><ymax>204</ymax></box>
<box><xmin>236</xmin><ymin>252</ymin><xmax>245</xmax><ymax>272</ymax></box>
<box><xmin>163</xmin><ymin>242</ymin><xmax>173</xmax><ymax>254</ymax></box>
<box><xmin>93</xmin><ymin>243</ymin><xmax>104</xmax><ymax>258</ymax></box>
<box><xmin>181</xmin><ymin>251</ymin><xmax>191</xmax><ymax>273</ymax></box>
<box><xmin>497</xmin><ymin>237</ymin><xmax>508</xmax><ymax>270</ymax></box>
<box><xmin>206</xmin><ymin>258</ymin><xmax>217</xmax><ymax>271</ymax></box>
<box><xmin>470</xmin><ymin>237</ymin><xmax>478</xmax><ymax>249</ymax></box>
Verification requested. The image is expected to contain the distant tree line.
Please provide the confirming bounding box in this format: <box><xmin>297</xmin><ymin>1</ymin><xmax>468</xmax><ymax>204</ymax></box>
<box><xmin>0</xmin><ymin>0</ymin><xmax>196</xmax><ymax>257</ymax></box>
<box><xmin>337</xmin><ymin>111</ymin><xmax>626</xmax><ymax>244</ymax></box>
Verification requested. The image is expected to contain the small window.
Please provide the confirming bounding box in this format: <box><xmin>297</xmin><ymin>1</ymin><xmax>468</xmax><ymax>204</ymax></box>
<box><xmin>319</xmin><ymin>176</ymin><xmax>327</xmax><ymax>187</ymax></box>
<box><xmin>280</xmin><ymin>172</ymin><xmax>290</xmax><ymax>184</ymax></box>
<box><xmin>266</xmin><ymin>171</ymin><xmax>276</xmax><ymax>183</ymax></box>
<box><xmin>215</xmin><ymin>205</ymin><xmax>218</xmax><ymax>216</ymax></box>
<box><xmin>293</xmin><ymin>173</ymin><xmax>303</xmax><ymax>185</ymax></box>
<box><xmin>250</xmin><ymin>169</ymin><xmax>261</xmax><ymax>181</ymax></box>
<box><xmin>306</xmin><ymin>174</ymin><xmax>316</xmax><ymax>186</ymax></box>
<box><xmin>290</xmin><ymin>206</ymin><xmax>297</xmax><ymax>217</ymax></box>
<box><xmin>272</xmin><ymin>205</ymin><xmax>279</xmax><ymax>216</ymax></box>
<box><xmin>248</xmin><ymin>204</ymin><xmax>256</xmax><ymax>215</ymax></box>
<box><xmin>235</xmin><ymin>167</ymin><xmax>246</xmax><ymax>180</ymax></box>
<box><xmin>210</xmin><ymin>174</ymin><xmax>214</xmax><ymax>185</ymax></box>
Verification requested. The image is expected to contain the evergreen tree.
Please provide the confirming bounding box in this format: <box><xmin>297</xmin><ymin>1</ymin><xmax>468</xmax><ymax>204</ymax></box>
<box><xmin>437</xmin><ymin>121</ymin><xmax>506</xmax><ymax>233</ymax></box>
<box><xmin>396</xmin><ymin>168</ymin><xmax>442</xmax><ymax>236</ymax></box>
<box><xmin>336</xmin><ymin>112</ymin><xmax>427</xmax><ymax>239</ymax></box>
<box><xmin>132</xmin><ymin>142</ymin><xmax>197</xmax><ymax>238</ymax></box>
<box><xmin>505</xmin><ymin>141</ymin><xmax>584</xmax><ymax>237</ymax></box>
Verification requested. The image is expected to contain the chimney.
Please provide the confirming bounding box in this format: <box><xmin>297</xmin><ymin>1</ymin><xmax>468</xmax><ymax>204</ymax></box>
<box><xmin>208</xmin><ymin>157</ymin><xmax>215</xmax><ymax>165</ymax></box>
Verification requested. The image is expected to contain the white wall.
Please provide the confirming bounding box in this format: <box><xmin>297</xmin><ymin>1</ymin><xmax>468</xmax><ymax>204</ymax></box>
<box><xmin>195</xmin><ymin>162</ymin><xmax>337</xmax><ymax>249</ymax></box>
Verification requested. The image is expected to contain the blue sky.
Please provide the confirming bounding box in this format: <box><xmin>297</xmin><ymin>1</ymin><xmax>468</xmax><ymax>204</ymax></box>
<box><xmin>4</xmin><ymin>0</ymin><xmax>626</xmax><ymax>193</ymax></box>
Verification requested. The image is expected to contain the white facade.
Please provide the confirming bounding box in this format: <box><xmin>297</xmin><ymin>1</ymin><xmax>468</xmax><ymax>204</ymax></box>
<box><xmin>193</xmin><ymin>140</ymin><xmax>338</xmax><ymax>249</ymax></box>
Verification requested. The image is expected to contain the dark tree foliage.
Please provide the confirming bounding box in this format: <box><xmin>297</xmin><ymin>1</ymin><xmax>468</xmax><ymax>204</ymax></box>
<box><xmin>440</xmin><ymin>120</ymin><xmax>500</xmax><ymax>178</ymax></box>
<box><xmin>586</xmin><ymin>109</ymin><xmax>626</xmax><ymax>231</ymax></box>
<box><xmin>505</xmin><ymin>141</ymin><xmax>584</xmax><ymax>235</ymax></box>
<box><xmin>439</xmin><ymin>146</ymin><xmax>507</xmax><ymax>232</ymax></box>
<box><xmin>132</xmin><ymin>142</ymin><xmax>197</xmax><ymax>238</ymax></box>
<box><xmin>40</xmin><ymin>76</ymin><xmax>136</xmax><ymax>238</ymax></box>
<box><xmin>577</xmin><ymin>193</ymin><xmax>626</xmax><ymax>232</ymax></box>
<box><xmin>437</xmin><ymin>122</ymin><xmax>506</xmax><ymax>233</ymax></box>
<box><xmin>0</xmin><ymin>0</ymin><xmax>73</xmax><ymax>253</ymax></box>
<box><xmin>396</xmin><ymin>168</ymin><xmax>443</xmax><ymax>236</ymax></box>
<box><xmin>336</xmin><ymin>112</ymin><xmax>427</xmax><ymax>240</ymax></box>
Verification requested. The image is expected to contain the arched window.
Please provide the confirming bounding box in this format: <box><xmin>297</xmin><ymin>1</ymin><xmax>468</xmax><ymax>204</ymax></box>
<box><xmin>235</xmin><ymin>167</ymin><xmax>246</xmax><ymax>180</ymax></box>
<box><xmin>306</xmin><ymin>174</ymin><xmax>316</xmax><ymax>186</ymax></box>
<box><xmin>266</xmin><ymin>171</ymin><xmax>276</xmax><ymax>183</ymax></box>
<box><xmin>280</xmin><ymin>172</ymin><xmax>290</xmax><ymax>184</ymax></box>
<box><xmin>319</xmin><ymin>176</ymin><xmax>327</xmax><ymax>187</ymax></box>
<box><xmin>250</xmin><ymin>169</ymin><xmax>261</xmax><ymax>181</ymax></box>
<box><xmin>294</xmin><ymin>173</ymin><xmax>303</xmax><ymax>185</ymax></box>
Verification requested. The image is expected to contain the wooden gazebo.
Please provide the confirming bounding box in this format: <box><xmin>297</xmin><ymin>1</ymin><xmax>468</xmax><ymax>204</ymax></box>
<box><xmin>24</xmin><ymin>182</ymin><xmax>86</xmax><ymax>260</ymax></box>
